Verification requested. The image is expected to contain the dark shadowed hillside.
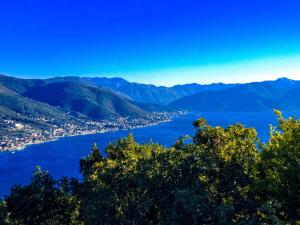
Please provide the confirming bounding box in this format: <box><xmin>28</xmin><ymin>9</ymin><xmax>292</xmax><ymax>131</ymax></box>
<box><xmin>23</xmin><ymin>82</ymin><xmax>148</xmax><ymax>119</ymax></box>
<box><xmin>0</xmin><ymin>84</ymin><xmax>69</xmax><ymax>120</ymax></box>
<box><xmin>0</xmin><ymin>74</ymin><xmax>45</xmax><ymax>94</ymax></box>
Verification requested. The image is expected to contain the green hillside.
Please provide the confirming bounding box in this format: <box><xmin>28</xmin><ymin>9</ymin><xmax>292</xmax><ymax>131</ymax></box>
<box><xmin>0</xmin><ymin>84</ymin><xmax>68</xmax><ymax>120</ymax></box>
<box><xmin>24</xmin><ymin>82</ymin><xmax>148</xmax><ymax>119</ymax></box>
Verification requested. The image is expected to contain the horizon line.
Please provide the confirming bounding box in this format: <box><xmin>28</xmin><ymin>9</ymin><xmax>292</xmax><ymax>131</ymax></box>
<box><xmin>0</xmin><ymin>73</ymin><xmax>297</xmax><ymax>88</ymax></box>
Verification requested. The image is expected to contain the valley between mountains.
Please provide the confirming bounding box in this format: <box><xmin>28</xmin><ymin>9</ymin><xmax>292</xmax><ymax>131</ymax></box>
<box><xmin>1</xmin><ymin>74</ymin><xmax>299</xmax><ymax>151</ymax></box>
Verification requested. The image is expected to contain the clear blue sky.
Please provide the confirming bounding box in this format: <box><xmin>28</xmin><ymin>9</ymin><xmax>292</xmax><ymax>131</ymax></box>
<box><xmin>0</xmin><ymin>0</ymin><xmax>300</xmax><ymax>86</ymax></box>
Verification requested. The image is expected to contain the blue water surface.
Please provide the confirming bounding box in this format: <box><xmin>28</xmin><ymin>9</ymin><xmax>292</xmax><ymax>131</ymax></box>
<box><xmin>0</xmin><ymin>111</ymin><xmax>297</xmax><ymax>196</ymax></box>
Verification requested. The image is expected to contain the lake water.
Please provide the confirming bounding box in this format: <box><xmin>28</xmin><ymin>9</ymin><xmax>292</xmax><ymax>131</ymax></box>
<box><xmin>0</xmin><ymin>111</ymin><xmax>298</xmax><ymax>196</ymax></box>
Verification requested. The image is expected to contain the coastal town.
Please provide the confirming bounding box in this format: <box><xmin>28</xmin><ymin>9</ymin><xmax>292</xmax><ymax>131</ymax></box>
<box><xmin>0</xmin><ymin>113</ymin><xmax>173</xmax><ymax>152</ymax></box>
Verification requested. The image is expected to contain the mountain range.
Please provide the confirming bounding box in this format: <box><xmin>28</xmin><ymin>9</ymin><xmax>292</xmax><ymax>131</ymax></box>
<box><xmin>0</xmin><ymin>75</ymin><xmax>157</xmax><ymax>120</ymax></box>
<box><xmin>15</xmin><ymin>76</ymin><xmax>236</xmax><ymax>105</ymax></box>
<box><xmin>0</xmin><ymin>74</ymin><xmax>300</xmax><ymax>121</ymax></box>
<box><xmin>23</xmin><ymin>81</ymin><xmax>147</xmax><ymax>120</ymax></box>
<box><xmin>76</xmin><ymin>77</ymin><xmax>237</xmax><ymax>105</ymax></box>
<box><xmin>170</xmin><ymin>78</ymin><xmax>300</xmax><ymax>111</ymax></box>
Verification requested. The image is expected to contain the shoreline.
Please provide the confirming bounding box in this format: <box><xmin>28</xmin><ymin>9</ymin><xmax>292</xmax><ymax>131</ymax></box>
<box><xmin>1</xmin><ymin>118</ymin><xmax>173</xmax><ymax>153</ymax></box>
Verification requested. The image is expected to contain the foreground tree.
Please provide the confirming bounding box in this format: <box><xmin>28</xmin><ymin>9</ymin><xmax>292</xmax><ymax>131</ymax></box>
<box><xmin>78</xmin><ymin>121</ymin><xmax>262</xmax><ymax>224</ymax></box>
<box><xmin>1</xmin><ymin>111</ymin><xmax>299</xmax><ymax>224</ymax></box>
<box><xmin>190</xmin><ymin>119</ymin><xmax>261</xmax><ymax>224</ymax></box>
<box><xmin>5</xmin><ymin>167</ymin><xmax>81</xmax><ymax>225</ymax></box>
<box><xmin>0</xmin><ymin>200</ymin><xmax>8</xmax><ymax>224</ymax></box>
<box><xmin>258</xmin><ymin>110</ymin><xmax>300</xmax><ymax>223</ymax></box>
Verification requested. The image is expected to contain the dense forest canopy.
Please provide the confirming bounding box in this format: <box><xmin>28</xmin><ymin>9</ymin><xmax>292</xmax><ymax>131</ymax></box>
<box><xmin>0</xmin><ymin>111</ymin><xmax>299</xmax><ymax>224</ymax></box>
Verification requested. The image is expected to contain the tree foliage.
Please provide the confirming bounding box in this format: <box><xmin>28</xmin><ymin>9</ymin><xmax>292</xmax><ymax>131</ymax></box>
<box><xmin>0</xmin><ymin>111</ymin><xmax>299</xmax><ymax>224</ymax></box>
<box><xmin>3</xmin><ymin>167</ymin><xmax>81</xmax><ymax>225</ymax></box>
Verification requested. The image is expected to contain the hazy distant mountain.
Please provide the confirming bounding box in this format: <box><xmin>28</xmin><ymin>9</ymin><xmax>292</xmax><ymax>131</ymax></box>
<box><xmin>76</xmin><ymin>77</ymin><xmax>238</xmax><ymax>105</ymax></box>
<box><xmin>0</xmin><ymin>74</ymin><xmax>238</xmax><ymax>105</ymax></box>
<box><xmin>170</xmin><ymin>78</ymin><xmax>300</xmax><ymax>112</ymax></box>
<box><xmin>1</xmin><ymin>74</ymin><xmax>299</xmax><ymax>117</ymax></box>
<box><xmin>47</xmin><ymin>76</ymin><xmax>194</xmax><ymax>104</ymax></box>
<box><xmin>283</xmin><ymin>87</ymin><xmax>300</xmax><ymax>107</ymax></box>
<box><xmin>169</xmin><ymin>83</ymin><xmax>237</xmax><ymax>97</ymax></box>
<box><xmin>23</xmin><ymin>82</ymin><xmax>148</xmax><ymax>120</ymax></box>
<box><xmin>267</xmin><ymin>77</ymin><xmax>300</xmax><ymax>90</ymax></box>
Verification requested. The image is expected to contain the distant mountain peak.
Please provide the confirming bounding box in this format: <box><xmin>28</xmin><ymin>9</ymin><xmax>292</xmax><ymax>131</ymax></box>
<box><xmin>170</xmin><ymin>77</ymin><xmax>300</xmax><ymax>112</ymax></box>
<box><xmin>275</xmin><ymin>77</ymin><xmax>293</xmax><ymax>82</ymax></box>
